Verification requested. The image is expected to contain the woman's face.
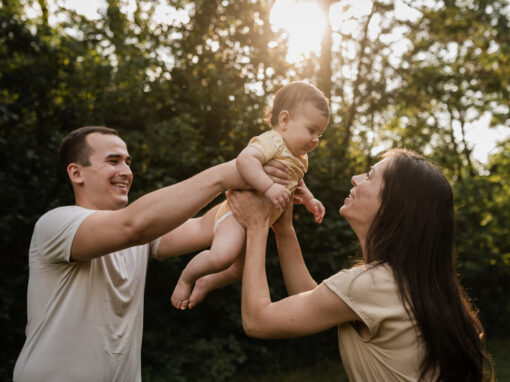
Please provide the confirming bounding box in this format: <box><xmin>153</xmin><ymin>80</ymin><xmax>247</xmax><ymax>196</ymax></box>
<box><xmin>339</xmin><ymin>158</ymin><xmax>390</xmax><ymax>238</ymax></box>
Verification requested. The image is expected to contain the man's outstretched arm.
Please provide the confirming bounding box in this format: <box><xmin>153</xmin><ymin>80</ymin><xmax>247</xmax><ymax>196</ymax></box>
<box><xmin>71</xmin><ymin>160</ymin><xmax>244</xmax><ymax>261</ymax></box>
<box><xmin>156</xmin><ymin>159</ymin><xmax>292</xmax><ymax>260</ymax></box>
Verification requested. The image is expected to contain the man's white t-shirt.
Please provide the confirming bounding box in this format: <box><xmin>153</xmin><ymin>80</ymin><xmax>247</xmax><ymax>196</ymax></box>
<box><xmin>13</xmin><ymin>206</ymin><xmax>161</xmax><ymax>382</ymax></box>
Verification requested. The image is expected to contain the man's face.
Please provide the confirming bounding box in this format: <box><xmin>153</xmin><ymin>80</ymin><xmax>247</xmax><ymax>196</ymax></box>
<box><xmin>76</xmin><ymin>133</ymin><xmax>133</xmax><ymax>210</ymax></box>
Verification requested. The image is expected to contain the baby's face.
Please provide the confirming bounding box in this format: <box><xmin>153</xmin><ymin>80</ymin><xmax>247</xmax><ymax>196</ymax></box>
<box><xmin>279</xmin><ymin>102</ymin><xmax>329</xmax><ymax>157</ymax></box>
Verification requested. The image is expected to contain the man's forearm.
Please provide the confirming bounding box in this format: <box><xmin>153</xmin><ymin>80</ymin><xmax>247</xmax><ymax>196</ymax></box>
<box><xmin>71</xmin><ymin>161</ymin><xmax>244</xmax><ymax>261</ymax></box>
<box><xmin>125</xmin><ymin>160</ymin><xmax>241</xmax><ymax>244</ymax></box>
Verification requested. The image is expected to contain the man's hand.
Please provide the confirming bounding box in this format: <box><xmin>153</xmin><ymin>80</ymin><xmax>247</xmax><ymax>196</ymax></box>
<box><xmin>264</xmin><ymin>183</ymin><xmax>291</xmax><ymax>211</ymax></box>
<box><xmin>263</xmin><ymin>160</ymin><xmax>290</xmax><ymax>186</ymax></box>
<box><xmin>304</xmin><ymin>198</ymin><xmax>325</xmax><ymax>224</ymax></box>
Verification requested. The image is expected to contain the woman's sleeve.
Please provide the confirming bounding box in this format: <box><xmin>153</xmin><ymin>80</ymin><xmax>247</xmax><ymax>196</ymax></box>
<box><xmin>323</xmin><ymin>265</ymin><xmax>397</xmax><ymax>338</ymax></box>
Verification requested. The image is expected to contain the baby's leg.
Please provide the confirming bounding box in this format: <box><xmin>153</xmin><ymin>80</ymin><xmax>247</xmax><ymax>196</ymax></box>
<box><xmin>171</xmin><ymin>215</ymin><xmax>245</xmax><ymax>309</ymax></box>
<box><xmin>158</xmin><ymin>205</ymin><xmax>218</xmax><ymax>258</ymax></box>
<box><xmin>189</xmin><ymin>252</ymin><xmax>245</xmax><ymax>309</ymax></box>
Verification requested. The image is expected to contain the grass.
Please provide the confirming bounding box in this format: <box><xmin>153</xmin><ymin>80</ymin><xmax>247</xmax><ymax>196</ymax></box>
<box><xmin>232</xmin><ymin>358</ymin><xmax>348</xmax><ymax>382</ymax></box>
<box><xmin>233</xmin><ymin>339</ymin><xmax>510</xmax><ymax>381</ymax></box>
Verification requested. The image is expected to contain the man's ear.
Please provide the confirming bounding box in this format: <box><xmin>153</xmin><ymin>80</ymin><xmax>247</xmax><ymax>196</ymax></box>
<box><xmin>278</xmin><ymin>110</ymin><xmax>290</xmax><ymax>130</ymax></box>
<box><xmin>67</xmin><ymin>163</ymin><xmax>84</xmax><ymax>185</ymax></box>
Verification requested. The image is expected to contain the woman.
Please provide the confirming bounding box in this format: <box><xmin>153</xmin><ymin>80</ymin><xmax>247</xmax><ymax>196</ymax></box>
<box><xmin>227</xmin><ymin>149</ymin><xmax>493</xmax><ymax>382</ymax></box>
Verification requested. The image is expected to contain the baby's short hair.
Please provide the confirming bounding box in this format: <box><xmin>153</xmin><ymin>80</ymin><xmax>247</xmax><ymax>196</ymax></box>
<box><xmin>267</xmin><ymin>81</ymin><xmax>330</xmax><ymax>127</ymax></box>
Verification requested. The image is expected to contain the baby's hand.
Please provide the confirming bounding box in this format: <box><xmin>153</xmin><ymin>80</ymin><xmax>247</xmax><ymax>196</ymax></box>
<box><xmin>264</xmin><ymin>183</ymin><xmax>291</xmax><ymax>211</ymax></box>
<box><xmin>304</xmin><ymin>198</ymin><xmax>325</xmax><ymax>224</ymax></box>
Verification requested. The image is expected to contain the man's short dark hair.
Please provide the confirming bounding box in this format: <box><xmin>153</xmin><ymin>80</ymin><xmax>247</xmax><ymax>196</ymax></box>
<box><xmin>58</xmin><ymin>126</ymin><xmax>119</xmax><ymax>184</ymax></box>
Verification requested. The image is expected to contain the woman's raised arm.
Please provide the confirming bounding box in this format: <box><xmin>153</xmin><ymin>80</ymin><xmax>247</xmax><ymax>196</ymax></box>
<box><xmin>272</xmin><ymin>204</ymin><xmax>317</xmax><ymax>295</ymax></box>
<box><xmin>228</xmin><ymin>191</ymin><xmax>359</xmax><ymax>339</ymax></box>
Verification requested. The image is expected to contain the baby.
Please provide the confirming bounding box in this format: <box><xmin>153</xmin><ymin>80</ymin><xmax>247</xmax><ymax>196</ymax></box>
<box><xmin>171</xmin><ymin>81</ymin><xmax>330</xmax><ymax>310</ymax></box>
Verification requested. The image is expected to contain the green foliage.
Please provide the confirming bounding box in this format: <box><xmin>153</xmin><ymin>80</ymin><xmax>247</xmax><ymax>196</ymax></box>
<box><xmin>1</xmin><ymin>0</ymin><xmax>509</xmax><ymax>380</ymax></box>
<box><xmin>388</xmin><ymin>0</ymin><xmax>510</xmax><ymax>178</ymax></box>
<box><xmin>488</xmin><ymin>339</ymin><xmax>510</xmax><ymax>382</ymax></box>
<box><xmin>454</xmin><ymin>140</ymin><xmax>510</xmax><ymax>338</ymax></box>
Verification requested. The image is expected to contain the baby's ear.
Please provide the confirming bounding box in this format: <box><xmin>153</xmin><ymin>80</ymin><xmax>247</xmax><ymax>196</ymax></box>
<box><xmin>278</xmin><ymin>110</ymin><xmax>290</xmax><ymax>128</ymax></box>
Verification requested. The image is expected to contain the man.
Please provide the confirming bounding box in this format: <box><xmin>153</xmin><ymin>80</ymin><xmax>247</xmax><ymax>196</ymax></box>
<box><xmin>13</xmin><ymin>126</ymin><xmax>289</xmax><ymax>382</ymax></box>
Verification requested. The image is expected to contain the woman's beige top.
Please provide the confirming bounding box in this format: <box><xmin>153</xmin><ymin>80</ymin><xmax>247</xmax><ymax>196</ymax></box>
<box><xmin>324</xmin><ymin>263</ymin><xmax>432</xmax><ymax>382</ymax></box>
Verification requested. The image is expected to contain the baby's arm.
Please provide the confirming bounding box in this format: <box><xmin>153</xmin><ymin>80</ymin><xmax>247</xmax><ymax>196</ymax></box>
<box><xmin>237</xmin><ymin>146</ymin><xmax>291</xmax><ymax>210</ymax></box>
<box><xmin>297</xmin><ymin>179</ymin><xmax>325</xmax><ymax>224</ymax></box>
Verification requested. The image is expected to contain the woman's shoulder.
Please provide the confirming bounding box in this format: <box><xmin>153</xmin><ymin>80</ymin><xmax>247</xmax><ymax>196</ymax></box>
<box><xmin>359</xmin><ymin>262</ymin><xmax>395</xmax><ymax>284</ymax></box>
<box><xmin>324</xmin><ymin>262</ymin><xmax>396</xmax><ymax>299</ymax></box>
<box><xmin>329</xmin><ymin>262</ymin><xmax>393</xmax><ymax>281</ymax></box>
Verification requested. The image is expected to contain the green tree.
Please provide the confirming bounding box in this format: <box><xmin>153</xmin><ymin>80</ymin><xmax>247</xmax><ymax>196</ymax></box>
<box><xmin>2</xmin><ymin>0</ymin><xmax>509</xmax><ymax>380</ymax></box>
<box><xmin>388</xmin><ymin>0</ymin><xmax>510</xmax><ymax>180</ymax></box>
<box><xmin>454</xmin><ymin>138</ymin><xmax>510</xmax><ymax>338</ymax></box>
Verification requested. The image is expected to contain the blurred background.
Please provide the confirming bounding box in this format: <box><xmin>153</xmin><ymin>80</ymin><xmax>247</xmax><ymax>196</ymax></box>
<box><xmin>1</xmin><ymin>0</ymin><xmax>509</xmax><ymax>380</ymax></box>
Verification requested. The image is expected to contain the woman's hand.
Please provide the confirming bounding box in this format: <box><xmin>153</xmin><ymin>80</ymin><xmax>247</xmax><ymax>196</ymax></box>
<box><xmin>292</xmin><ymin>179</ymin><xmax>306</xmax><ymax>205</ymax></box>
<box><xmin>227</xmin><ymin>190</ymin><xmax>272</xmax><ymax>229</ymax></box>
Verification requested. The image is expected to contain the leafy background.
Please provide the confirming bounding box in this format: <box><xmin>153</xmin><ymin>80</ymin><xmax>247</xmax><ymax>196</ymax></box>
<box><xmin>1</xmin><ymin>0</ymin><xmax>509</xmax><ymax>380</ymax></box>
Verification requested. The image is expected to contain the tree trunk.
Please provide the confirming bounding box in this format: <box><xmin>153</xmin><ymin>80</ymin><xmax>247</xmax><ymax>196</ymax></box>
<box><xmin>337</xmin><ymin>4</ymin><xmax>376</xmax><ymax>165</ymax></box>
<box><xmin>458</xmin><ymin>110</ymin><xmax>475</xmax><ymax>176</ymax></box>
<box><xmin>317</xmin><ymin>0</ymin><xmax>333</xmax><ymax>100</ymax></box>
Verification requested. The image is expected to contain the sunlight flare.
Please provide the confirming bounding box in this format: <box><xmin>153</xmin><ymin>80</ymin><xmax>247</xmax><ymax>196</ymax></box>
<box><xmin>270</xmin><ymin>0</ymin><xmax>327</xmax><ymax>63</ymax></box>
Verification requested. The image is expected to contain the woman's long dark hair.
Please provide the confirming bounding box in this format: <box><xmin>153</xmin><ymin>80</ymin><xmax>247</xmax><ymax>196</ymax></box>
<box><xmin>365</xmin><ymin>149</ymin><xmax>493</xmax><ymax>382</ymax></box>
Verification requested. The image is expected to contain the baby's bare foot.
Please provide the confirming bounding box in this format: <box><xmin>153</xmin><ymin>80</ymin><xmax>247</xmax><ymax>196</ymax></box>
<box><xmin>171</xmin><ymin>278</ymin><xmax>193</xmax><ymax>310</ymax></box>
<box><xmin>188</xmin><ymin>277</ymin><xmax>211</xmax><ymax>309</ymax></box>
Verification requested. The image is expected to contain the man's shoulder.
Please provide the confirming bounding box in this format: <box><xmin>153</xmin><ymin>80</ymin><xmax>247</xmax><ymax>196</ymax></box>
<box><xmin>38</xmin><ymin>206</ymin><xmax>92</xmax><ymax>224</ymax></box>
<box><xmin>35</xmin><ymin>206</ymin><xmax>95</xmax><ymax>235</ymax></box>
<box><xmin>30</xmin><ymin>206</ymin><xmax>96</xmax><ymax>263</ymax></box>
